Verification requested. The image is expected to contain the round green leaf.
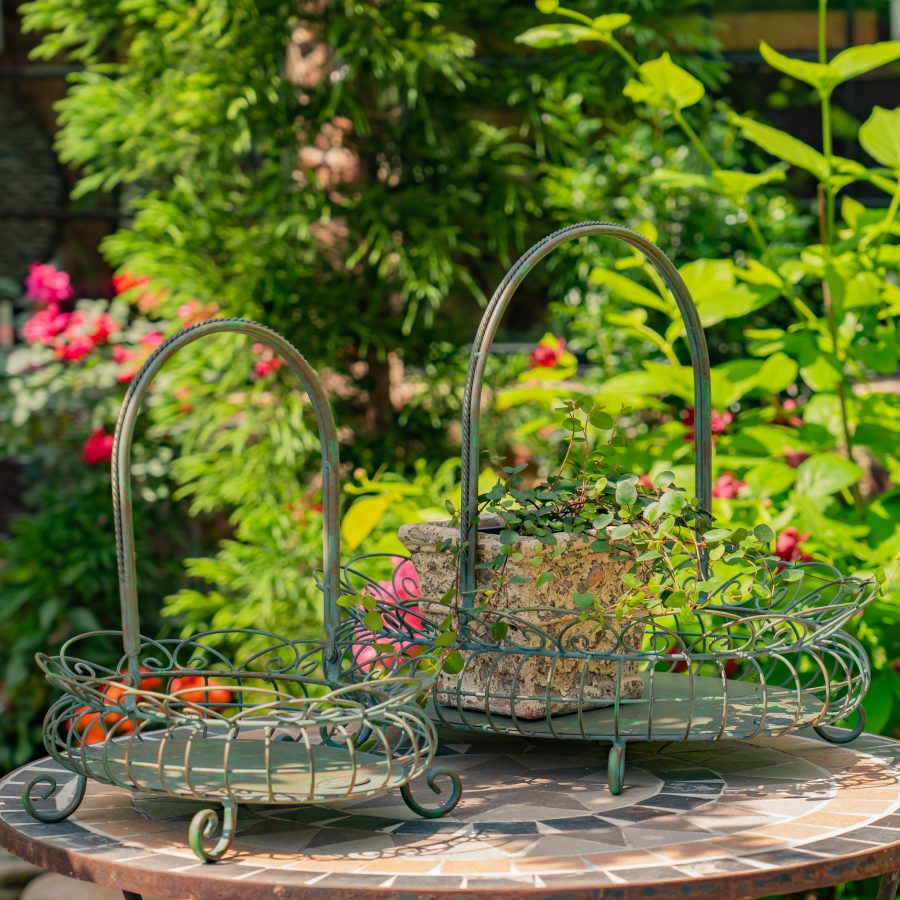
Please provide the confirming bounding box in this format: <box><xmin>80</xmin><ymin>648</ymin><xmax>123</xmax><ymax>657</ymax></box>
<box><xmin>860</xmin><ymin>106</ymin><xmax>900</xmax><ymax>171</ymax></box>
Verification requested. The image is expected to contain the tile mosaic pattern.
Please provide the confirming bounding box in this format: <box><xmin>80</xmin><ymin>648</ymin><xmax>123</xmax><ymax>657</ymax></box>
<box><xmin>1</xmin><ymin>731</ymin><xmax>899</xmax><ymax>897</ymax></box>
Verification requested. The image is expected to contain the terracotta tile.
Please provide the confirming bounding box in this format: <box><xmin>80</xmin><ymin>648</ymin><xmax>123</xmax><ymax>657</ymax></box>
<box><xmin>750</xmin><ymin>823</ymin><xmax>833</xmax><ymax>839</ymax></box>
<box><xmin>793</xmin><ymin>811</ymin><xmax>871</xmax><ymax>828</ymax></box>
<box><xmin>434</xmin><ymin>858</ymin><xmax>513</xmax><ymax>876</ymax></box>
<box><xmin>512</xmin><ymin>855</ymin><xmax>595</xmax><ymax>874</ymax></box>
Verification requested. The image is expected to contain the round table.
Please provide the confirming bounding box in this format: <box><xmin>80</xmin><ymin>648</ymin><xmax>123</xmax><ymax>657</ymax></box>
<box><xmin>2</xmin><ymin>730</ymin><xmax>899</xmax><ymax>899</ymax></box>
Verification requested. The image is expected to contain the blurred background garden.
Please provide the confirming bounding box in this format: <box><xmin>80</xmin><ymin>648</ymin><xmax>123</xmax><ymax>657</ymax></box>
<box><xmin>0</xmin><ymin>0</ymin><xmax>898</xmax><ymax>860</ymax></box>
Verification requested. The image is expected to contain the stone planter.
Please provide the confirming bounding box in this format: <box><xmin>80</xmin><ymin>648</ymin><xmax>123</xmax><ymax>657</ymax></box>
<box><xmin>398</xmin><ymin>519</ymin><xmax>646</xmax><ymax>720</ymax></box>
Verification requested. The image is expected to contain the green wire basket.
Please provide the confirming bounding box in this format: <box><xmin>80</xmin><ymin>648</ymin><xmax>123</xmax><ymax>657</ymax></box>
<box><xmin>21</xmin><ymin>320</ymin><xmax>460</xmax><ymax>862</ymax></box>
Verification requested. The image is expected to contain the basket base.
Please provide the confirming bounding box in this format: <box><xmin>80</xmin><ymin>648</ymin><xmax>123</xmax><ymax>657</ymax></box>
<box><xmin>429</xmin><ymin>672</ymin><xmax>828</xmax><ymax>740</ymax></box>
<box><xmin>81</xmin><ymin>735</ymin><xmax>405</xmax><ymax>804</ymax></box>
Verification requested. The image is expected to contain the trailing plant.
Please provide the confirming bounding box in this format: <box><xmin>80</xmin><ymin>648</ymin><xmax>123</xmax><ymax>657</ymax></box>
<box><xmin>446</xmin><ymin>398</ymin><xmax>875</xmax><ymax>620</ymax></box>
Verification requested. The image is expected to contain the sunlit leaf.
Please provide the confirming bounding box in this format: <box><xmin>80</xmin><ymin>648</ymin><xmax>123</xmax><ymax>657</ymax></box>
<box><xmin>860</xmin><ymin>106</ymin><xmax>900</xmax><ymax>170</ymax></box>
<box><xmin>623</xmin><ymin>53</ymin><xmax>705</xmax><ymax>112</ymax></box>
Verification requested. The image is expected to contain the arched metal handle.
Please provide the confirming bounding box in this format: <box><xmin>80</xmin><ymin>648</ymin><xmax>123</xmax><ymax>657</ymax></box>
<box><xmin>113</xmin><ymin>318</ymin><xmax>342</xmax><ymax>679</ymax></box>
<box><xmin>459</xmin><ymin>222</ymin><xmax>712</xmax><ymax>603</ymax></box>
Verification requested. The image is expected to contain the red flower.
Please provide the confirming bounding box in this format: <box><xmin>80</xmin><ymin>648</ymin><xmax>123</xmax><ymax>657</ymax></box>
<box><xmin>83</xmin><ymin>427</ymin><xmax>114</xmax><ymax>466</ymax></box>
<box><xmin>529</xmin><ymin>336</ymin><xmax>565</xmax><ymax>369</ymax></box>
<box><xmin>91</xmin><ymin>313</ymin><xmax>118</xmax><ymax>344</ymax></box>
<box><xmin>682</xmin><ymin>407</ymin><xmax>733</xmax><ymax>443</ymax></box>
<box><xmin>25</xmin><ymin>262</ymin><xmax>73</xmax><ymax>304</ymax></box>
<box><xmin>56</xmin><ymin>334</ymin><xmax>95</xmax><ymax>362</ymax></box>
<box><xmin>775</xmin><ymin>526</ymin><xmax>813</xmax><ymax>563</ymax></box>
<box><xmin>252</xmin><ymin>342</ymin><xmax>283</xmax><ymax>377</ymax></box>
<box><xmin>638</xmin><ymin>475</ymin><xmax>654</xmax><ymax>491</ymax></box>
<box><xmin>712</xmin><ymin>472</ymin><xmax>746</xmax><ymax>499</ymax></box>
<box><xmin>784</xmin><ymin>447</ymin><xmax>809</xmax><ymax>468</ymax></box>
<box><xmin>140</xmin><ymin>331</ymin><xmax>164</xmax><ymax>348</ymax></box>
<box><xmin>22</xmin><ymin>307</ymin><xmax>70</xmax><ymax>345</ymax></box>
<box><xmin>112</xmin><ymin>272</ymin><xmax>150</xmax><ymax>295</ymax></box>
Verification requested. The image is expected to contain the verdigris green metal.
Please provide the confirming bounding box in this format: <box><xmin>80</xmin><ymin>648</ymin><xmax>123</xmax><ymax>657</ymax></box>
<box><xmin>112</xmin><ymin>318</ymin><xmax>343</xmax><ymax>684</ymax></box>
<box><xmin>22</xmin><ymin>318</ymin><xmax>461</xmax><ymax>863</ymax></box>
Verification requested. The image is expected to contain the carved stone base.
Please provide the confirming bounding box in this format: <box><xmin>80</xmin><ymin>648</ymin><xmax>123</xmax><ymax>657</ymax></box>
<box><xmin>398</xmin><ymin>520</ymin><xmax>647</xmax><ymax>720</ymax></box>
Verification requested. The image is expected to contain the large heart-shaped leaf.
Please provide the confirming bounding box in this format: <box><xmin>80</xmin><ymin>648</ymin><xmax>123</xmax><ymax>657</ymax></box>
<box><xmin>733</xmin><ymin>114</ymin><xmax>829</xmax><ymax>180</ymax></box>
<box><xmin>760</xmin><ymin>40</ymin><xmax>900</xmax><ymax>94</ymax></box>
<box><xmin>830</xmin><ymin>42</ymin><xmax>900</xmax><ymax>84</ymax></box>
<box><xmin>711</xmin><ymin>168</ymin><xmax>786</xmax><ymax>198</ymax></box>
<box><xmin>589</xmin><ymin>267</ymin><xmax>674</xmax><ymax>315</ymax></box>
<box><xmin>860</xmin><ymin>106</ymin><xmax>900</xmax><ymax>170</ymax></box>
<box><xmin>679</xmin><ymin>258</ymin><xmax>778</xmax><ymax>327</ymax></box>
<box><xmin>624</xmin><ymin>53</ymin><xmax>705</xmax><ymax>112</ymax></box>
<box><xmin>759</xmin><ymin>42</ymin><xmax>832</xmax><ymax>90</ymax></box>
<box><xmin>796</xmin><ymin>453</ymin><xmax>863</xmax><ymax>497</ymax></box>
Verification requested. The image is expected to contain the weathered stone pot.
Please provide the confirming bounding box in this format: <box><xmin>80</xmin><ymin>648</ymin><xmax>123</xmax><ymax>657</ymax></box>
<box><xmin>398</xmin><ymin>519</ymin><xmax>646</xmax><ymax>720</ymax></box>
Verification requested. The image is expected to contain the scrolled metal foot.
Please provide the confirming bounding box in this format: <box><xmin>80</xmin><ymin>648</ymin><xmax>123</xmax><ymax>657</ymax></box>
<box><xmin>188</xmin><ymin>801</ymin><xmax>237</xmax><ymax>863</ymax></box>
<box><xmin>814</xmin><ymin>705</ymin><xmax>866</xmax><ymax>745</ymax></box>
<box><xmin>21</xmin><ymin>774</ymin><xmax>87</xmax><ymax>823</ymax></box>
<box><xmin>608</xmin><ymin>739</ymin><xmax>626</xmax><ymax>795</ymax></box>
<box><xmin>401</xmin><ymin>767</ymin><xmax>462</xmax><ymax>819</ymax></box>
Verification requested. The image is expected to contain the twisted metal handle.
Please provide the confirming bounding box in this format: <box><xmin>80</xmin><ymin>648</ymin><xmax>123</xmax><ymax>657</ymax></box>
<box><xmin>112</xmin><ymin>318</ymin><xmax>342</xmax><ymax>680</ymax></box>
<box><xmin>459</xmin><ymin>222</ymin><xmax>712</xmax><ymax>603</ymax></box>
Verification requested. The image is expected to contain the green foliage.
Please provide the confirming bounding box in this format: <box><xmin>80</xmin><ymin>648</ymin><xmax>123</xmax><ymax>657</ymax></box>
<box><xmin>513</xmin><ymin>0</ymin><xmax>900</xmax><ymax>739</ymax></box>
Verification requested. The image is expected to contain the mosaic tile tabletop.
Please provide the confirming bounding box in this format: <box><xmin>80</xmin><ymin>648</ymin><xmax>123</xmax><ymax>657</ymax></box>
<box><xmin>2</xmin><ymin>731</ymin><xmax>899</xmax><ymax>898</ymax></box>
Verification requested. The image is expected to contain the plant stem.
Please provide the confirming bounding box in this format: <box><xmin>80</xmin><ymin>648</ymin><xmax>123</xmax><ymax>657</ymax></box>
<box><xmin>818</xmin><ymin>0</ymin><xmax>836</xmax><ymax>246</ymax></box>
<box><xmin>608</xmin><ymin>36</ymin><xmax>642</xmax><ymax>75</ymax></box>
<box><xmin>673</xmin><ymin>109</ymin><xmax>717</xmax><ymax>170</ymax></box>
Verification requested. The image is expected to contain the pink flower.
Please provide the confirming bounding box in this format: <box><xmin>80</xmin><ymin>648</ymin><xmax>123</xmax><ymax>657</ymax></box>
<box><xmin>387</xmin><ymin>557</ymin><xmax>421</xmax><ymax>601</ymax></box>
<box><xmin>25</xmin><ymin>262</ymin><xmax>73</xmax><ymax>304</ymax></box>
<box><xmin>529</xmin><ymin>336</ymin><xmax>565</xmax><ymax>369</ymax></box>
<box><xmin>784</xmin><ymin>447</ymin><xmax>809</xmax><ymax>468</ymax></box>
<box><xmin>22</xmin><ymin>307</ymin><xmax>70</xmax><ymax>345</ymax></box>
<box><xmin>112</xmin><ymin>272</ymin><xmax>149</xmax><ymax>295</ymax></box>
<box><xmin>177</xmin><ymin>301</ymin><xmax>219</xmax><ymax>326</ymax></box>
<box><xmin>712</xmin><ymin>473</ymin><xmax>746</xmax><ymax>499</ymax></box>
<box><xmin>638</xmin><ymin>475</ymin><xmax>654</xmax><ymax>491</ymax></box>
<box><xmin>140</xmin><ymin>331</ymin><xmax>164</xmax><ymax>348</ymax></box>
<box><xmin>682</xmin><ymin>407</ymin><xmax>733</xmax><ymax>443</ymax></box>
<box><xmin>775</xmin><ymin>526</ymin><xmax>813</xmax><ymax>563</ymax></box>
<box><xmin>112</xmin><ymin>345</ymin><xmax>135</xmax><ymax>364</ymax></box>
<box><xmin>83</xmin><ymin>427</ymin><xmax>114</xmax><ymax>465</ymax></box>
<box><xmin>252</xmin><ymin>342</ymin><xmax>284</xmax><ymax>377</ymax></box>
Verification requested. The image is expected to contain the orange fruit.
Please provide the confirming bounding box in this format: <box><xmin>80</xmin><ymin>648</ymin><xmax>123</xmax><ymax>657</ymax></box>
<box><xmin>170</xmin><ymin>675</ymin><xmax>233</xmax><ymax>711</ymax></box>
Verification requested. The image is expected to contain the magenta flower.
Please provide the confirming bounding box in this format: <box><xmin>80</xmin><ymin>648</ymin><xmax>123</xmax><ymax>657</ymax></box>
<box><xmin>22</xmin><ymin>308</ymin><xmax>70</xmax><ymax>345</ymax></box>
<box><xmin>682</xmin><ymin>407</ymin><xmax>733</xmax><ymax>443</ymax></box>
<box><xmin>25</xmin><ymin>262</ymin><xmax>74</xmax><ymax>305</ymax></box>
<box><xmin>775</xmin><ymin>527</ymin><xmax>813</xmax><ymax>563</ymax></box>
<box><xmin>712</xmin><ymin>472</ymin><xmax>747</xmax><ymax>499</ymax></box>
<box><xmin>784</xmin><ymin>447</ymin><xmax>809</xmax><ymax>468</ymax></box>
